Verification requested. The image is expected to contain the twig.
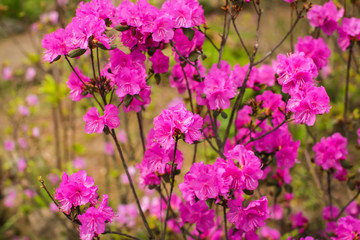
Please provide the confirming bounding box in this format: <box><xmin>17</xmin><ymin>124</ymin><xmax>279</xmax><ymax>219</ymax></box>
<box><xmin>254</xmin><ymin>9</ymin><xmax>304</xmax><ymax>65</ymax></box>
<box><xmin>336</xmin><ymin>190</ymin><xmax>360</xmax><ymax>220</ymax></box>
<box><xmin>136</xmin><ymin>111</ymin><xmax>146</xmax><ymax>154</ymax></box>
<box><xmin>223</xmin><ymin>205</ymin><xmax>229</xmax><ymax>240</ymax></box>
<box><xmin>103</xmin><ymin>230</ymin><xmax>141</xmax><ymax>240</ymax></box>
<box><xmin>162</xmin><ymin>138</ymin><xmax>179</xmax><ymax>240</ymax></box>
<box><xmin>343</xmin><ymin>44</ymin><xmax>353</xmax><ymax>136</ymax></box>
<box><xmin>110</xmin><ymin>129</ymin><xmax>155</xmax><ymax>240</ymax></box>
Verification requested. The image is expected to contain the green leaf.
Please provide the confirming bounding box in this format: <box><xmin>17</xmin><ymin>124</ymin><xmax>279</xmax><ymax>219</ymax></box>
<box><xmin>115</xmin><ymin>25</ymin><xmax>130</xmax><ymax>32</ymax></box>
<box><xmin>340</xmin><ymin>160</ymin><xmax>353</xmax><ymax>169</ymax></box>
<box><xmin>68</xmin><ymin>48</ymin><xmax>87</xmax><ymax>58</ymax></box>
<box><xmin>124</xmin><ymin>94</ymin><xmax>134</xmax><ymax>108</ymax></box>
<box><xmin>188</xmin><ymin>51</ymin><xmax>200</xmax><ymax>62</ymax></box>
<box><xmin>182</xmin><ymin>28</ymin><xmax>195</xmax><ymax>41</ymax></box>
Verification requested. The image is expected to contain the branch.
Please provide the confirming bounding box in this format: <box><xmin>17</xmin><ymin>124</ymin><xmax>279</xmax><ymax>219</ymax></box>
<box><xmin>103</xmin><ymin>230</ymin><xmax>142</xmax><ymax>240</ymax></box>
<box><xmin>336</xmin><ymin>190</ymin><xmax>360</xmax><ymax>221</ymax></box>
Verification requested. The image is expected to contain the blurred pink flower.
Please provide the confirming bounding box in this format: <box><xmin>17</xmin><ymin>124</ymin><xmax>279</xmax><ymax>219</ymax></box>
<box><xmin>17</xmin><ymin>158</ymin><xmax>27</xmax><ymax>173</ymax></box>
<box><xmin>26</xmin><ymin>94</ymin><xmax>39</xmax><ymax>106</ymax></box>
<box><xmin>4</xmin><ymin>189</ymin><xmax>16</xmax><ymax>208</ymax></box>
<box><xmin>18</xmin><ymin>105</ymin><xmax>30</xmax><ymax>116</ymax></box>
<box><xmin>32</xmin><ymin>127</ymin><xmax>40</xmax><ymax>138</ymax></box>
<box><xmin>25</xmin><ymin>67</ymin><xmax>36</xmax><ymax>81</ymax></box>
<box><xmin>2</xmin><ymin>66</ymin><xmax>13</xmax><ymax>80</ymax></box>
<box><xmin>4</xmin><ymin>139</ymin><xmax>15</xmax><ymax>151</ymax></box>
<box><xmin>73</xmin><ymin>157</ymin><xmax>86</xmax><ymax>169</ymax></box>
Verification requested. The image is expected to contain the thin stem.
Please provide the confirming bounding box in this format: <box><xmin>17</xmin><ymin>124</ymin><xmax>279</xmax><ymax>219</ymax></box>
<box><xmin>254</xmin><ymin>9</ymin><xmax>304</xmax><ymax>65</ymax></box>
<box><xmin>327</xmin><ymin>171</ymin><xmax>333</xmax><ymax>219</ymax></box>
<box><xmin>244</xmin><ymin>119</ymin><xmax>290</xmax><ymax>146</ymax></box>
<box><xmin>136</xmin><ymin>111</ymin><xmax>146</xmax><ymax>154</ymax></box>
<box><xmin>162</xmin><ymin>138</ymin><xmax>179</xmax><ymax>240</ymax></box>
<box><xmin>192</xmin><ymin>143</ymin><xmax>198</xmax><ymax>164</ymax></box>
<box><xmin>223</xmin><ymin>205</ymin><xmax>229</xmax><ymax>240</ymax></box>
<box><xmin>180</xmin><ymin>65</ymin><xmax>194</xmax><ymax>113</ymax></box>
<box><xmin>103</xmin><ymin>230</ymin><xmax>141</xmax><ymax>240</ymax></box>
<box><xmin>232</xmin><ymin>18</ymin><xmax>251</xmax><ymax>59</ymax></box>
<box><xmin>218</xmin><ymin>0</ymin><xmax>231</xmax><ymax>67</ymax></box>
<box><xmin>64</xmin><ymin>56</ymin><xmax>104</xmax><ymax>111</ymax></box>
<box><xmin>336</xmin><ymin>190</ymin><xmax>360</xmax><ymax>220</ymax></box>
<box><xmin>196</xmin><ymin>26</ymin><xmax>220</xmax><ymax>52</ymax></box>
<box><xmin>110</xmin><ymin>129</ymin><xmax>155</xmax><ymax>239</ymax></box>
<box><xmin>344</xmin><ymin>44</ymin><xmax>353</xmax><ymax>136</ymax></box>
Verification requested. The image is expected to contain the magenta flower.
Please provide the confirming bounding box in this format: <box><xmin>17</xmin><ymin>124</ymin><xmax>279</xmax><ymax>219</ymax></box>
<box><xmin>287</xmin><ymin>86</ymin><xmax>331</xmax><ymax>126</ymax></box>
<box><xmin>4</xmin><ymin>140</ymin><xmax>15</xmax><ymax>151</ymax></box>
<box><xmin>224</xmin><ymin>144</ymin><xmax>263</xmax><ymax>191</ymax></box>
<box><xmin>295</xmin><ymin>36</ymin><xmax>331</xmax><ymax>69</ymax></box>
<box><xmin>55</xmin><ymin>170</ymin><xmax>98</xmax><ymax>214</ymax></box>
<box><xmin>78</xmin><ymin>207</ymin><xmax>106</xmax><ymax>240</ymax></box>
<box><xmin>307</xmin><ymin>1</ymin><xmax>344</xmax><ymax>36</ymax></box>
<box><xmin>67</xmin><ymin>66</ymin><xmax>91</xmax><ymax>101</ymax></box>
<box><xmin>103</xmin><ymin>104</ymin><xmax>120</xmax><ymax>130</ymax></box>
<box><xmin>179</xmin><ymin>200</ymin><xmax>215</xmax><ymax>233</ymax></box>
<box><xmin>337</xmin><ymin>17</ymin><xmax>360</xmax><ymax>51</ymax></box>
<box><xmin>274</xmin><ymin>52</ymin><xmax>318</xmax><ymax>95</ymax></box>
<box><xmin>149</xmin><ymin>50</ymin><xmax>169</xmax><ymax>74</ymax></box>
<box><xmin>313</xmin><ymin>132</ymin><xmax>347</xmax><ymax>170</ymax></box>
<box><xmin>227</xmin><ymin>196</ymin><xmax>269</xmax><ymax>232</ymax></box>
<box><xmin>333</xmin><ymin>216</ymin><xmax>360</xmax><ymax>239</ymax></box>
<box><xmin>260</xmin><ymin>227</ymin><xmax>280</xmax><ymax>240</ymax></box>
<box><xmin>290</xmin><ymin>212</ymin><xmax>308</xmax><ymax>230</ymax></box>
<box><xmin>42</xmin><ymin>28</ymin><xmax>72</xmax><ymax>62</ymax></box>
<box><xmin>172</xmin><ymin>28</ymin><xmax>205</xmax><ymax>58</ymax></box>
<box><xmin>153</xmin><ymin>103</ymin><xmax>203</xmax><ymax>149</ymax></box>
<box><xmin>151</xmin><ymin>15</ymin><xmax>174</xmax><ymax>42</ymax></box>
<box><xmin>323</xmin><ymin>205</ymin><xmax>340</xmax><ymax>221</ymax></box>
<box><xmin>114</xmin><ymin>203</ymin><xmax>138</xmax><ymax>228</ymax></box>
<box><xmin>83</xmin><ymin>108</ymin><xmax>105</xmax><ymax>134</ymax></box>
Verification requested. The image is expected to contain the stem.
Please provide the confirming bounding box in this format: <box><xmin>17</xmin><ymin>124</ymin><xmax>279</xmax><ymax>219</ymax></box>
<box><xmin>180</xmin><ymin>65</ymin><xmax>194</xmax><ymax>113</ymax></box>
<box><xmin>218</xmin><ymin>0</ymin><xmax>231</xmax><ymax>67</ymax></box>
<box><xmin>327</xmin><ymin>171</ymin><xmax>333</xmax><ymax>219</ymax></box>
<box><xmin>162</xmin><ymin>138</ymin><xmax>179</xmax><ymax>240</ymax></box>
<box><xmin>192</xmin><ymin>143</ymin><xmax>198</xmax><ymax>164</ymax></box>
<box><xmin>110</xmin><ymin>129</ymin><xmax>154</xmax><ymax>239</ymax></box>
<box><xmin>343</xmin><ymin>44</ymin><xmax>353</xmax><ymax>136</ymax></box>
<box><xmin>223</xmin><ymin>205</ymin><xmax>229</xmax><ymax>240</ymax></box>
<box><xmin>136</xmin><ymin>111</ymin><xmax>146</xmax><ymax>154</ymax></box>
<box><xmin>254</xmin><ymin>9</ymin><xmax>304</xmax><ymax>65</ymax></box>
<box><xmin>103</xmin><ymin>230</ymin><xmax>141</xmax><ymax>240</ymax></box>
<box><xmin>336</xmin><ymin>190</ymin><xmax>360</xmax><ymax>220</ymax></box>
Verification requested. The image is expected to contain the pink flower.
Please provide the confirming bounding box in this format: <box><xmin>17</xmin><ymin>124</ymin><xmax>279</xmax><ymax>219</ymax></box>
<box><xmin>115</xmin><ymin>203</ymin><xmax>138</xmax><ymax>228</ymax></box>
<box><xmin>42</xmin><ymin>28</ymin><xmax>72</xmax><ymax>62</ymax></box>
<box><xmin>153</xmin><ymin>103</ymin><xmax>203</xmax><ymax>149</ymax></box>
<box><xmin>290</xmin><ymin>212</ymin><xmax>308</xmax><ymax>230</ymax></box>
<box><xmin>55</xmin><ymin>170</ymin><xmax>98</xmax><ymax>214</ymax></box>
<box><xmin>26</xmin><ymin>94</ymin><xmax>39</xmax><ymax>106</ymax></box>
<box><xmin>227</xmin><ymin>196</ymin><xmax>269</xmax><ymax>232</ymax></box>
<box><xmin>104</xmin><ymin>142</ymin><xmax>114</xmax><ymax>155</ymax></box>
<box><xmin>48</xmin><ymin>173</ymin><xmax>60</xmax><ymax>185</ymax></box>
<box><xmin>333</xmin><ymin>216</ymin><xmax>360</xmax><ymax>239</ymax></box>
<box><xmin>67</xmin><ymin>67</ymin><xmax>91</xmax><ymax>101</ymax></box>
<box><xmin>287</xmin><ymin>86</ymin><xmax>331</xmax><ymax>126</ymax></box>
<box><xmin>24</xmin><ymin>189</ymin><xmax>37</xmax><ymax>199</ymax></box>
<box><xmin>50</xmin><ymin>202</ymin><xmax>59</xmax><ymax>212</ymax></box>
<box><xmin>295</xmin><ymin>36</ymin><xmax>331</xmax><ymax>69</ymax></box>
<box><xmin>323</xmin><ymin>205</ymin><xmax>340</xmax><ymax>221</ymax></box>
<box><xmin>151</xmin><ymin>15</ymin><xmax>174</xmax><ymax>42</ymax></box>
<box><xmin>2</xmin><ymin>66</ymin><xmax>13</xmax><ymax>80</ymax></box>
<box><xmin>83</xmin><ymin>107</ymin><xmax>105</xmax><ymax>134</ymax></box>
<box><xmin>103</xmin><ymin>104</ymin><xmax>120</xmax><ymax>130</ymax></box>
<box><xmin>18</xmin><ymin>105</ymin><xmax>30</xmax><ymax>116</ymax></box>
<box><xmin>260</xmin><ymin>227</ymin><xmax>280</xmax><ymax>240</ymax></box>
<box><xmin>269</xmin><ymin>204</ymin><xmax>283</xmax><ymax>220</ymax></box>
<box><xmin>180</xmin><ymin>200</ymin><xmax>215</xmax><ymax>232</ymax></box>
<box><xmin>337</xmin><ymin>17</ymin><xmax>360</xmax><ymax>51</ymax></box>
<box><xmin>25</xmin><ymin>67</ymin><xmax>36</xmax><ymax>81</ymax></box>
<box><xmin>78</xmin><ymin>207</ymin><xmax>106</xmax><ymax>240</ymax></box>
<box><xmin>149</xmin><ymin>50</ymin><xmax>169</xmax><ymax>74</ymax></box>
<box><xmin>274</xmin><ymin>52</ymin><xmax>318</xmax><ymax>95</ymax></box>
<box><xmin>4</xmin><ymin>140</ymin><xmax>15</xmax><ymax>151</ymax></box>
<box><xmin>313</xmin><ymin>132</ymin><xmax>347</xmax><ymax>170</ymax></box>
<box><xmin>307</xmin><ymin>1</ymin><xmax>343</xmax><ymax>36</ymax></box>
<box><xmin>32</xmin><ymin>127</ymin><xmax>40</xmax><ymax>138</ymax></box>
<box><xmin>4</xmin><ymin>189</ymin><xmax>16</xmax><ymax>208</ymax></box>
<box><xmin>117</xmin><ymin>129</ymin><xmax>127</xmax><ymax>143</ymax></box>
<box><xmin>17</xmin><ymin>158</ymin><xmax>27</xmax><ymax>173</ymax></box>
<box><xmin>73</xmin><ymin>157</ymin><xmax>86</xmax><ymax>169</ymax></box>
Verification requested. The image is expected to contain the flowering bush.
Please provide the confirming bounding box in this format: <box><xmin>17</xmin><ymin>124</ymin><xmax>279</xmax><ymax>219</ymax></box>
<box><xmin>1</xmin><ymin>0</ymin><xmax>360</xmax><ymax>239</ymax></box>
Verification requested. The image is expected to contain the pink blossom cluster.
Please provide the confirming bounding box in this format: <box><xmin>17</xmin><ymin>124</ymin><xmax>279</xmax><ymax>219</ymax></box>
<box><xmin>179</xmin><ymin>200</ymin><xmax>215</xmax><ymax>233</ymax></box>
<box><xmin>307</xmin><ymin>1</ymin><xmax>344</xmax><ymax>36</ymax></box>
<box><xmin>83</xmin><ymin>104</ymin><xmax>120</xmax><ymax>134</ymax></box>
<box><xmin>227</xmin><ymin>196</ymin><xmax>269</xmax><ymax>234</ymax></box>
<box><xmin>179</xmin><ymin>144</ymin><xmax>263</xmax><ymax>205</ymax></box>
<box><xmin>338</xmin><ymin>17</ymin><xmax>360</xmax><ymax>51</ymax></box>
<box><xmin>274</xmin><ymin>51</ymin><xmax>331</xmax><ymax>126</ymax></box>
<box><xmin>108</xmin><ymin>49</ymin><xmax>152</xmax><ymax>112</ymax></box>
<box><xmin>332</xmin><ymin>216</ymin><xmax>360</xmax><ymax>240</ymax></box>
<box><xmin>54</xmin><ymin>171</ymin><xmax>114</xmax><ymax>240</ymax></box>
<box><xmin>313</xmin><ymin>132</ymin><xmax>348</xmax><ymax>180</ymax></box>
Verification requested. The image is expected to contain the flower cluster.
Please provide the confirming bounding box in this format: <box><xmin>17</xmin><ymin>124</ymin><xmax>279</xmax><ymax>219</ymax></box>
<box><xmin>54</xmin><ymin>171</ymin><xmax>114</xmax><ymax>240</ymax></box>
<box><xmin>313</xmin><ymin>132</ymin><xmax>348</xmax><ymax>180</ymax></box>
<box><xmin>338</xmin><ymin>17</ymin><xmax>360</xmax><ymax>51</ymax></box>
<box><xmin>83</xmin><ymin>104</ymin><xmax>120</xmax><ymax>134</ymax></box>
<box><xmin>179</xmin><ymin>144</ymin><xmax>263</xmax><ymax>205</ymax></box>
<box><xmin>274</xmin><ymin>50</ymin><xmax>331</xmax><ymax>126</ymax></box>
<box><xmin>307</xmin><ymin>1</ymin><xmax>344</xmax><ymax>36</ymax></box>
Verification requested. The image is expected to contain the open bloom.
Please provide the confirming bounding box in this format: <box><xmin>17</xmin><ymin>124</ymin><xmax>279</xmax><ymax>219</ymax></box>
<box><xmin>83</xmin><ymin>104</ymin><xmax>120</xmax><ymax>134</ymax></box>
